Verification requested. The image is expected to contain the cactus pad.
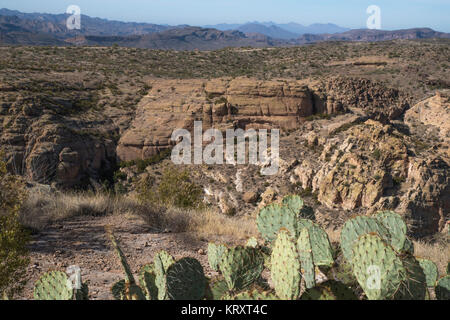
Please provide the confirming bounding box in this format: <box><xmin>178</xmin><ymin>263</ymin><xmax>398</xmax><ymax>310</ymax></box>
<box><xmin>139</xmin><ymin>263</ymin><xmax>158</xmax><ymax>300</ymax></box>
<box><xmin>271</xmin><ymin>229</ymin><xmax>301</xmax><ymax>300</ymax></box>
<box><xmin>435</xmin><ymin>275</ymin><xmax>450</xmax><ymax>300</ymax></box>
<box><xmin>229</xmin><ymin>289</ymin><xmax>279</xmax><ymax>300</ymax></box>
<box><xmin>282</xmin><ymin>195</ymin><xmax>304</xmax><ymax>214</ymax></box>
<box><xmin>166</xmin><ymin>257</ymin><xmax>206</xmax><ymax>300</ymax></box>
<box><xmin>205</xmin><ymin>277</ymin><xmax>229</xmax><ymax>300</ymax></box>
<box><xmin>374</xmin><ymin>211</ymin><xmax>407</xmax><ymax>252</ymax></box>
<box><xmin>418</xmin><ymin>258</ymin><xmax>438</xmax><ymax>287</ymax></box>
<box><xmin>297</xmin><ymin>228</ymin><xmax>315</xmax><ymax>289</ymax></box>
<box><xmin>340</xmin><ymin>215</ymin><xmax>391</xmax><ymax>263</ymax></box>
<box><xmin>219</xmin><ymin>246</ymin><xmax>264</xmax><ymax>292</ymax></box>
<box><xmin>301</xmin><ymin>280</ymin><xmax>358</xmax><ymax>300</ymax></box>
<box><xmin>34</xmin><ymin>271</ymin><xmax>73</xmax><ymax>300</ymax></box>
<box><xmin>154</xmin><ymin>250</ymin><xmax>175</xmax><ymax>300</ymax></box>
<box><xmin>298</xmin><ymin>219</ymin><xmax>334</xmax><ymax>267</ymax></box>
<box><xmin>257</xmin><ymin>203</ymin><xmax>298</xmax><ymax>242</ymax></box>
<box><xmin>208</xmin><ymin>242</ymin><xmax>227</xmax><ymax>272</ymax></box>
<box><xmin>350</xmin><ymin>233</ymin><xmax>404</xmax><ymax>300</ymax></box>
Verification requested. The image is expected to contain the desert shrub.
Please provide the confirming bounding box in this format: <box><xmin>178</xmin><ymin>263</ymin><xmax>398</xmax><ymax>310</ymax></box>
<box><xmin>137</xmin><ymin>166</ymin><xmax>203</xmax><ymax>209</ymax></box>
<box><xmin>0</xmin><ymin>153</ymin><xmax>30</xmax><ymax>298</ymax></box>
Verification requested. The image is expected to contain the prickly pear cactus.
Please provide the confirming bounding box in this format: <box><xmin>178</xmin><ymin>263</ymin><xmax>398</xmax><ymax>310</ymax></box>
<box><xmin>166</xmin><ymin>257</ymin><xmax>206</xmax><ymax>300</ymax></box>
<box><xmin>154</xmin><ymin>250</ymin><xmax>175</xmax><ymax>300</ymax></box>
<box><xmin>418</xmin><ymin>258</ymin><xmax>438</xmax><ymax>287</ymax></box>
<box><xmin>340</xmin><ymin>215</ymin><xmax>391</xmax><ymax>263</ymax></box>
<box><xmin>34</xmin><ymin>271</ymin><xmax>73</xmax><ymax>300</ymax></box>
<box><xmin>208</xmin><ymin>242</ymin><xmax>227</xmax><ymax>272</ymax></box>
<box><xmin>139</xmin><ymin>264</ymin><xmax>158</xmax><ymax>300</ymax></box>
<box><xmin>300</xmin><ymin>280</ymin><xmax>358</xmax><ymax>300</ymax></box>
<box><xmin>227</xmin><ymin>289</ymin><xmax>279</xmax><ymax>300</ymax></box>
<box><xmin>435</xmin><ymin>275</ymin><xmax>450</xmax><ymax>300</ymax></box>
<box><xmin>257</xmin><ymin>203</ymin><xmax>298</xmax><ymax>242</ymax></box>
<box><xmin>350</xmin><ymin>234</ymin><xmax>405</xmax><ymax>300</ymax></box>
<box><xmin>394</xmin><ymin>255</ymin><xmax>426</xmax><ymax>300</ymax></box>
<box><xmin>297</xmin><ymin>228</ymin><xmax>315</xmax><ymax>289</ymax></box>
<box><xmin>74</xmin><ymin>282</ymin><xmax>89</xmax><ymax>300</ymax></box>
<box><xmin>374</xmin><ymin>211</ymin><xmax>407</xmax><ymax>252</ymax></box>
<box><xmin>271</xmin><ymin>229</ymin><xmax>301</xmax><ymax>300</ymax></box>
<box><xmin>298</xmin><ymin>219</ymin><xmax>334</xmax><ymax>267</ymax></box>
<box><xmin>111</xmin><ymin>279</ymin><xmax>126</xmax><ymax>300</ymax></box>
<box><xmin>282</xmin><ymin>195</ymin><xmax>304</xmax><ymax>214</ymax></box>
<box><xmin>219</xmin><ymin>246</ymin><xmax>264</xmax><ymax>292</ymax></box>
<box><xmin>205</xmin><ymin>277</ymin><xmax>229</xmax><ymax>300</ymax></box>
<box><xmin>111</xmin><ymin>279</ymin><xmax>146</xmax><ymax>301</ymax></box>
<box><xmin>402</xmin><ymin>237</ymin><xmax>415</xmax><ymax>255</ymax></box>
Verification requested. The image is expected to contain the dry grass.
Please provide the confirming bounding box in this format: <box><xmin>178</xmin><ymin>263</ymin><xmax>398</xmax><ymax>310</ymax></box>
<box><xmin>413</xmin><ymin>239</ymin><xmax>450</xmax><ymax>276</ymax></box>
<box><xmin>20</xmin><ymin>189</ymin><xmax>142</xmax><ymax>230</ymax></box>
<box><xmin>136</xmin><ymin>203</ymin><xmax>257</xmax><ymax>240</ymax></box>
<box><xmin>20</xmin><ymin>188</ymin><xmax>257</xmax><ymax>240</ymax></box>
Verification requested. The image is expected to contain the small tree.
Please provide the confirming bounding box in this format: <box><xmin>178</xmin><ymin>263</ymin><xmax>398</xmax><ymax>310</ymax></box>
<box><xmin>0</xmin><ymin>153</ymin><xmax>29</xmax><ymax>299</ymax></box>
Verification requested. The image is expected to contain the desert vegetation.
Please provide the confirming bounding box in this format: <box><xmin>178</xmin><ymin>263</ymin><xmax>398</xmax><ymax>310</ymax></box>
<box><xmin>27</xmin><ymin>195</ymin><xmax>450</xmax><ymax>300</ymax></box>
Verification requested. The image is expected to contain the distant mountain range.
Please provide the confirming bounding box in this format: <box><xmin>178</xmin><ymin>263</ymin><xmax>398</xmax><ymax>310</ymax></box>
<box><xmin>1</xmin><ymin>8</ymin><xmax>449</xmax><ymax>50</ymax></box>
<box><xmin>203</xmin><ymin>22</ymin><xmax>350</xmax><ymax>39</ymax></box>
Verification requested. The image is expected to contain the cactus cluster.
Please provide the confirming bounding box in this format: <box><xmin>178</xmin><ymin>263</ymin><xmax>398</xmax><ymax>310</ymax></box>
<box><xmin>30</xmin><ymin>195</ymin><xmax>446</xmax><ymax>301</ymax></box>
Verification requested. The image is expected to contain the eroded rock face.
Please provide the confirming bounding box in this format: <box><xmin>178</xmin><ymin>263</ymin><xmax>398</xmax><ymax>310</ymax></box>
<box><xmin>300</xmin><ymin>120</ymin><xmax>409</xmax><ymax>211</ymax></box>
<box><xmin>0</xmin><ymin>95</ymin><xmax>118</xmax><ymax>188</ymax></box>
<box><xmin>399</xmin><ymin>157</ymin><xmax>449</xmax><ymax>237</ymax></box>
<box><xmin>117</xmin><ymin>77</ymin><xmax>411</xmax><ymax>162</ymax></box>
<box><xmin>117</xmin><ymin>77</ymin><xmax>322</xmax><ymax>161</ymax></box>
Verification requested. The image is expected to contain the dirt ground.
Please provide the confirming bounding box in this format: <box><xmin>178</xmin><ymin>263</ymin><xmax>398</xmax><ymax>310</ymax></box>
<box><xmin>21</xmin><ymin>214</ymin><xmax>235</xmax><ymax>300</ymax></box>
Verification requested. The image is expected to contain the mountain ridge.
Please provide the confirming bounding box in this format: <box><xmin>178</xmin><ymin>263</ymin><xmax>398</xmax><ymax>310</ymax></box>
<box><xmin>1</xmin><ymin>8</ymin><xmax>449</xmax><ymax>50</ymax></box>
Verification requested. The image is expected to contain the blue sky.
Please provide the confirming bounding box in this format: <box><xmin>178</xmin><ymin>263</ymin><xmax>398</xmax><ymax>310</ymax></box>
<box><xmin>1</xmin><ymin>0</ymin><xmax>449</xmax><ymax>31</ymax></box>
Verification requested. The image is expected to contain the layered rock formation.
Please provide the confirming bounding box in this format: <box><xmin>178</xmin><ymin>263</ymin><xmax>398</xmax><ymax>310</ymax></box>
<box><xmin>117</xmin><ymin>77</ymin><xmax>324</xmax><ymax>161</ymax></box>
<box><xmin>117</xmin><ymin>77</ymin><xmax>408</xmax><ymax>161</ymax></box>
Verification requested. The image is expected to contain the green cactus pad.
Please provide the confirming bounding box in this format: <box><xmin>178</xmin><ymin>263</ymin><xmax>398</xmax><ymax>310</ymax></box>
<box><xmin>111</xmin><ymin>279</ymin><xmax>126</xmax><ymax>300</ymax></box>
<box><xmin>282</xmin><ymin>195</ymin><xmax>304</xmax><ymax>214</ymax></box>
<box><xmin>256</xmin><ymin>203</ymin><xmax>298</xmax><ymax>242</ymax></box>
<box><xmin>219</xmin><ymin>246</ymin><xmax>264</xmax><ymax>292</ymax></box>
<box><xmin>229</xmin><ymin>289</ymin><xmax>279</xmax><ymax>300</ymax></box>
<box><xmin>34</xmin><ymin>271</ymin><xmax>73</xmax><ymax>300</ymax></box>
<box><xmin>166</xmin><ymin>257</ymin><xmax>206</xmax><ymax>300</ymax></box>
<box><xmin>394</xmin><ymin>255</ymin><xmax>427</xmax><ymax>300</ymax></box>
<box><xmin>350</xmin><ymin>233</ymin><xmax>404</xmax><ymax>300</ymax></box>
<box><xmin>340</xmin><ymin>215</ymin><xmax>391</xmax><ymax>263</ymax></box>
<box><xmin>154</xmin><ymin>250</ymin><xmax>175</xmax><ymax>300</ymax></box>
<box><xmin>446</xmin><ymin>262</ymin><xmax>449</xmax><ymax>275</ymax></box>
<box><xmin>298</xmin><ymin>219</ymin><xmax>334</xmax><ymax>267</ymax></box>
<box><xmin>271</xmin><ymin>229</ymin><xmax>301</xmax><ymax>300</ymax></box>
<box><xmin>208</xmin><ymin>242</ymin><xmax>227</xmax><ymax>272</ymax></box>
<box><xmin>418</xmin><ymin>258</ymin><xmax>439</xmax><ymax>287</ymax></box>
<box><xmin>297</xmin><ymin>228</ymin><xmax>315</xmax><ymax>289</ymax></box>
<box><xmin>139</xmin><ymin>263</ymin><xmax>158</xmax><ymax>300</ymax></box>
<box><xmin>300</xmin><ymin>280</ymin><xmax>358</xmax><ymax>300</ymax></box>
<box><xmin>374</xmin><ymin>211</ymin><xmax>407</xmax><ymax>252</ymax></box>
<box><xmin>205</xmin><ymin>277</ymin><xmax>229</xmax><ymax>300</ymax></box>
<box><xmin>435</xmin><ymin>275</ymin><xmax>450</xmax><ymax>300</ymax></box>
<box><xmin>402</xmin><ymin>237</ymin><xmax>415</xmax><ymax>255</ymax></box>
<box><xmin>74</xmin><ymin>282</ymin><xmax>89</xmax><ymax>300</ymax></box>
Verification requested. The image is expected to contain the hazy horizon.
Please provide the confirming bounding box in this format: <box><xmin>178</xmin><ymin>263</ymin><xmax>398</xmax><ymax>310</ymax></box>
<box><xmin>1</xmin><ymin>0</ymin><xmax>449</xmax><ymax>32</ymax></box>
